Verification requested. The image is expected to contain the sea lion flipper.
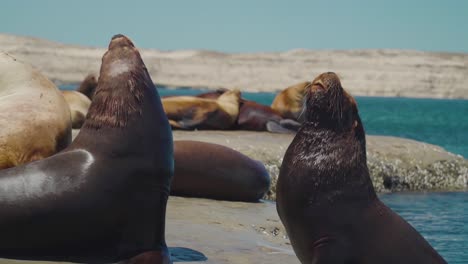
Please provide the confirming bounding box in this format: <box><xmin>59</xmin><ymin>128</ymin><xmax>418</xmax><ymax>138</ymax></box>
<box><xmin>176</xmin><ymin>118</ymin><xmax>206</xmax><ymax>130</ymax></box>
<box><xmin>169</xmin><ymin>119</ymin><xmax>184</xmax><ymax>129</ymax></box>
<box><xmin>309</xmin><ymin>243</ymin><xmax>349</xmax><ymax>264</ymax></box>
<box><xmin>279</xmin><ymin>119</ymin><xmax>301</xmax><ymax>131</ymax></box>
<box><xmin>266</xmin><ymin>121</ymin><xmax>296</xmax><ymax>134</ymax></box>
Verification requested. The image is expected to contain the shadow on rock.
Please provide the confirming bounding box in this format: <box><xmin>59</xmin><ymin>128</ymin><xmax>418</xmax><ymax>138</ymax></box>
<box><xmin>169</xmin><ymin>247</ymin><xmax>208</xmax><ymax>262</ymax></box>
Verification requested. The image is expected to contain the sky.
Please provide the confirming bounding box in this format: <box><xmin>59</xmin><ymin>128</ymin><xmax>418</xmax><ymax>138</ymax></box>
<box><xmin>1</xmin><ymin>0</ymin><xmax>467</xmax><ymax>53</ymax></box>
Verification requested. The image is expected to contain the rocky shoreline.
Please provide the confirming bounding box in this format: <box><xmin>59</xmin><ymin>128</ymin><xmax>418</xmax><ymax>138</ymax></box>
<box><xmin>73</xmin><ymin>130</ymin><xmax>468</xmax><ymax>199</ymax></box>
<box><xmin>2</xmin><ymin>33</ymin><xmax>468</xmax><ymax>99</ymax></box>
<box><xmin>0</xmin><ymin>196</ymin><xmax>300</xmax><ymax>264</ymax></box>
<box><xmin>168</xmin><ymin>130</ymin><xmax>468</xmax><ymax>199</ymax></box>
<box><xmin>0</xmin><ymin>131</ymin><xmax>465</xmax><ymax>264</ymax></box>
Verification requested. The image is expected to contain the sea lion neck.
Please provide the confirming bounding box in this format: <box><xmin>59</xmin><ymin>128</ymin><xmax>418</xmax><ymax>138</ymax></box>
<box><xmin>293</xmin><ymin>116</ymin><xmax>376</xmax><ymax>203</ymax></box>
<box><xmin>82</xmin><ymin>36</ymin><xmax>150</xmax><ymax>130</ymax></box>
<box><xmin>298</xmin><ymin>73</ymin><xmax>374</xmax><ymax>199</ymax></box>
<box><xmin>74</xmin><ymin>35</ymin><xmax>170</xmax><ymax>156</ymax></box>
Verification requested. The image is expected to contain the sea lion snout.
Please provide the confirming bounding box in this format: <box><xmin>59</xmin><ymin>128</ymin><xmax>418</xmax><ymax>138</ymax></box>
<box><xmin>109</xmin><ymin>34</ymin><xmax>135</xmax><ymax>49</ymax></box>
<box><xmin>311</xmin><ymin>72</ymin><xmax>341</xmax><ymax>91</ymax></box>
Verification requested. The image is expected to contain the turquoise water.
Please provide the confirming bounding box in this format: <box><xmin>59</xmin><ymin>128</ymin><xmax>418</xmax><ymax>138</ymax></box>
<box><xmin>62</xmin><ymin>85</ymin><xmax>468</xmax><ymax>261</ymax></box>
<box><xmin>380</xmin><ymin>192</ymin><xmax>468</xmax><ymax>263</ymax></box>
<box><xmin>153</xmin><ymin>87</ymin><xmax>468</xmax><ymax>262</ymax></box>
<box><xmin>153</xmin><ymin>86</ymin><xmax>468</xmax><ymax>158</ymax></box>
<box><xmin>62</xmin><ymin>84</ymin><xmax>468</xmax><ymax>157</ymax></box>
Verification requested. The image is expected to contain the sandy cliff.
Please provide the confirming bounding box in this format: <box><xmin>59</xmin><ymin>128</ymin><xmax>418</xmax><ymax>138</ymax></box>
<box><xmin>1</xmin><ymin>33</ymin><xmax>468</xmax><ymax>98</ymax></box>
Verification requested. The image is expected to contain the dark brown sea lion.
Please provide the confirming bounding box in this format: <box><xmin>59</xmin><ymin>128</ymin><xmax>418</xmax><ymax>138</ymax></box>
<box><xmin>76</xmin><ymin>73</ymin><xmax>98</xmax><ymax>100</ymax></box>
<box><xmin>276</xmin><ymin>72</ymin><xmax>447</xmax><ymax>263</ymax></box>
<box><xmin>172</xmin><ymin>140</ymin><xmax>270</xmax><ymax>202</ymax></box>
<box><xmin>197</xmin><ymin>90</ymin><xmax>300</xmax><ymax>133</ymax></box>
<box><xmin>162</xmin><ymin>90</ymin><xmax>241</xmax><ymax>130</ymax></box>
<box><xmin>0</xmin><ymin>35</ymin><xmax>174</xmax><ymax>264</ymax></box>
<box><xmin>0</xmin><ymin>52</ymin><xmax>72</xmax><ymax>170</ymax></box>
<box><xmin>271</xmin><ymin>81</ymin><xmax>311</xmax><ymax>121</ymax></box>
<box><xmin>62</xmin><ymin>90</ymin><xmax>91</xmax><ymax>129</ymax></box>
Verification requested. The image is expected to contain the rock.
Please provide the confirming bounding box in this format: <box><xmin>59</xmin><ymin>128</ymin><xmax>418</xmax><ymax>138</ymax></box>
<box><xmin>0</xmin><ymin>197</ymin><xmax>300</xmax><ymax>264</ymax></box>
<box><xmin>170</xmin><ymin>131</ymin><xmax>468</xmax><ymax>199</ymax></box>
<box><xmin>165</xmin><ymin>197</ymin><xmax>298</xmax><ymax>264</ymax></box>
<box><xmin>367</xmin><ymin>136</ymin><xmax>468</xmax><ymax>192</ymax></box>
<box><xmin>2</xmin><ymin>130</ymin><xmax>464</xmax><ymax>264</ymax></box>
<box><xmin>2</xmin><ymin>33</ymin><xmax>468</xmax><ymax>99</ymax></box>
<box><xmin>72</xmin><ymin>130</ymin><xmax>468</xmax><ymax>198</ymax></box>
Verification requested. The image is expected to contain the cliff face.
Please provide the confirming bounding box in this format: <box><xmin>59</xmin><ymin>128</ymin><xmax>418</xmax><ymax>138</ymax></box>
<box><xmin>2</xmin><ymin>33</ymin><xmax>468</xmax><ymax>98</ymax></box>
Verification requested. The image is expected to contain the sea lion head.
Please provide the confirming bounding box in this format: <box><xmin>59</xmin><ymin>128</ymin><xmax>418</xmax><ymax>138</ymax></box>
<box><xmin>83</xmin><ymin>34</ymin><xmax>153</xmax><ymax>129</ymax></box>
<box><xmin>77</xmin><ymin>74</ymin><xmax>98</xmax><ymax>100</ymax></box>
<box><xmin>295</xmin><ymin>72</ymin><xmax>372</xmax><ymax>198</ymax></box>
<box><xmin>303</xmin><ymin>72</ymin><xmax>361</xmax><ymax>133</ymax></box>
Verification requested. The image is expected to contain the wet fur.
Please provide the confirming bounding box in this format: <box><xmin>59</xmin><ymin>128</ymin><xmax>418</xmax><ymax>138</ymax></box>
<box><xmin>0</xmin><ymin>35</ymin><xmax>173</xmax><ymax>264</ymax></box>
<box><xmin>276</xmin><ymin>72</ymin><xmax>447</xmax><ymax>264</ymax></box>
<box><xmin>83</xmin><ymin>49</ymin><xmax>151</xmax><ymax>129</ymax></box>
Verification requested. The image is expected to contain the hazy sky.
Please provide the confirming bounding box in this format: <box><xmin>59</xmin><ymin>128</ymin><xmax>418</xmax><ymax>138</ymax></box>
<box><xmin>2</xmin><ymin>0</ymin><xmax>467</xmax><ymax>53</ymax></box>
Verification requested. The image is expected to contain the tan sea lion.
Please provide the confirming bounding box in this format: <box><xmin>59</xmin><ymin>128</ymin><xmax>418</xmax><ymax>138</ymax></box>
<box><xmin>271</xmin><ymin>81</ymin><xmax>311</xmax><ymax>121</ymax></box>
<box><xmin>197</xmin><ymin>90</ymin><xmax>301</xmax><ymax>133</ymax></box>
<box><xmin>62</xmin><ymin>90</ymin><xmax>91</xmax><ymax>129</ymax></box>
<box><xmin>76</xmin><ymin>73</ymin><xmax>98</xmax><ymax>99</ymax></box>
<box><xmin>162</xmin><ymin>89</ymin><xmax>241</xmax><ymax>130</ymax></box>
<box><xmin>276</xmin><ymin>72</ymin><xmax>447</xmax><ymax>263</ymax></box>
<box><xmin>0</xmin><ymin>52</ymin><xmax>72</xmax><ymax>170</ymax></box>
<box><xmin>0</xmin><ymin>34</ymin><xmax>174</xmax><ymax>264</ymax></box>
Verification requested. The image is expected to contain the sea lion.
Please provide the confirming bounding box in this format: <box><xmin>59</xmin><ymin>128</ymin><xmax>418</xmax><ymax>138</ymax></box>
<box><xmin>197</xmin><ymin>90</ymin><xmax>300</xmax><ymax>133</ymax></box>
<box><xmin>271</xmin><ymin>81</ymin><xmax>311</xmax><ymax>121</ymax></box>
<box><xmin>62</xmin><ymin>90</ymin><xmax>91</xmax><ymax>129</ymax></box>
<box><xmin>162</xmin><ymin>90</ymin><xmax>241</xmax><ymax>130</ymax></box>
<box><xmin>195</xmin><ymin>88</ymin><xmax>229</xmax><ymax>99</ymax></box>
<box><xmin>0</xmin><ymin>34</ymin><xmax>174</xmax><ymax>264</ymax></box>
<box><xmin>172</xmin><ymin>140</ymin><xmax>270</xmax><ymax>202</ymax></box>
<box><xmin>0</xmin><ymin>52</ymin><xmax>72</xmax><ymax>170</ymax></box>
<box><xmin>76</xmin><ymin>73</ymin><xmax>98</xmax><ymax>100</ymax></box>
<box><xmin>276</xmin><ymin>72</ymin><xmax>447</xmax><ymax>263</ymax></box>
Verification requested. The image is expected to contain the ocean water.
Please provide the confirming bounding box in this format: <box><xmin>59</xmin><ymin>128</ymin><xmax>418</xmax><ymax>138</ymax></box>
<box><xmin>151</xmin><ymin>86</ymin><xmax>468</xmax><ymax>158</ymax></box>
<box><xmin>153</xmin><ymin>87</ymin><xmax>468</xmax><ymax>262</ymax></box>
<box><xmin>62</xmin><ymin>85</ymin><xmax>468</xmax><ymax>262</ymax></box>
<box><xmin>380</xmin><ymin>192</ymin><xmax>468</xmax><ymax>263</ymax></box>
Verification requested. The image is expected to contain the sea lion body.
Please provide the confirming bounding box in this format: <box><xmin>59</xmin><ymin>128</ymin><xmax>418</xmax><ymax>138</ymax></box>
<box><xmin>276</xmin><ymin>72</ymin><xmax>446</xmax><ymax>263</ymax></box>
<box><xmin>62</xmin><ymin>90</ymin><xmax>91</xmax><ymax>128</ymax></box>
<box><xmin>0</xmin><ymin>52</ymin><xmax>71</xmax><ymax>170</ymax></box>
<box><xmin>162</xmin><ymin>90</ymin><xmax>240</xmax><ymax>130</ymax></box>
<box><xmin>271</xmin><ymin>81</ymin><xmax>310</xmax><ymax>121</ymax></box>
<box><xmin>0</xmin><ymin>35</ymin><xmax>173</xmax><ymax>263</ymax></box>
<box><xmin>172</xmin><ymin>140</ymin><xmax>270</xmax><ymax>202</ymax></box>
<box><xmin>197</xmin><ymin>90</ymin><xmax>300</xmax><ymax>133</ymax></box>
